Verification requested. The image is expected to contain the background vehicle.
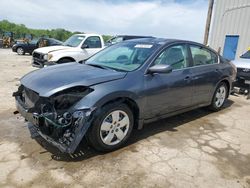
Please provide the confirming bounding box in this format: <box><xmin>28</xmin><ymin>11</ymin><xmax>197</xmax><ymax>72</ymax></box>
<box><xmin>12</xmin><ymin>37</ymin><xmax>62</xmax><ymax>55</ymax></box>
<box><xmin>14</xmin><ymin>38</ymin><xmax>236</xmax><ymax>153</ymax></box>
<box><xmin>15</xmin><ymin>34</ymin><xmax>33</xmax><ymax>43</ymax></box>
<box><xmin>232</xmin><ymin>49</ymin><xmax>250</xmax><ymax>92</ymax></box>
<box><xmin>0</xmin><ymin>32</ymin><xmax>14</xmax><ymax>48</ymax></box>
<box><xmin>32</xmin><ymin>33</ymin><xmax>105</xmax><ymax>68</ymax></box>
<box><xmin>105</xmin><ymin>35</ymin><xmax>153</xmax><ymax>46</ymax></box>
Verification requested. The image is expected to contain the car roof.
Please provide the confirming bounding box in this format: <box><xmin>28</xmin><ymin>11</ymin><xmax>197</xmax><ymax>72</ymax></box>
<box><xmin>125</xmin><ymin>37</ymin><xmax>185</xmax><ymax>45</ymax></box>
<box><xmin>126</xmin><ymin>37</ymin><xmax>214</xmax><ymax>50</ymax></box>
<box><xmin>115</xmin><ymin>35</ymin><xmax>153</xmax><ymax>38</ymax></box>
<box><xmin>74</xmin><ymin>33</ymin><xmax>102</xmax><ymax>37</ymax></box>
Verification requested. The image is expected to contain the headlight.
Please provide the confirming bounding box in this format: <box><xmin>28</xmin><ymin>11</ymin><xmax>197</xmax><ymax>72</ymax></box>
<box><xmin>48</xmin><ymin>54</ymin><xmax>53</xmax><ymax>60</ymax></box>
<box><xmin>43</xmin><ymin>54</ymin><xmax>48</xmax><ymax>60</ymax></box>
<box><xmin>51</xmin><ymin>86</ymin><xmax>94</xmax><ymax>111</ymax></box>
<box><xmin>43</xmin><ymin>54</ymin><xmax>53</xmax><ymax>60</ymax></box>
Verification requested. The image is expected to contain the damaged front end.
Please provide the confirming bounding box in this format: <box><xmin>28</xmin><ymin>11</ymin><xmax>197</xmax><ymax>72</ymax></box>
<box><xmin>13</xmin><ymin>85</ymin><xmax>95</xmax><ymax>153</ymax></box>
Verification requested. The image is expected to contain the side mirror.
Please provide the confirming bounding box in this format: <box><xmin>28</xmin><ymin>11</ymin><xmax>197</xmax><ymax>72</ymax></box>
<box><xmin>148</xmin><ymin>64</ymin><xmax>173</xmax><ymax>74</ymax></box>
<box><xmin>81</xmin><ymin>44</ymin><xmax>89</xmax><ymax>49</ymax></box>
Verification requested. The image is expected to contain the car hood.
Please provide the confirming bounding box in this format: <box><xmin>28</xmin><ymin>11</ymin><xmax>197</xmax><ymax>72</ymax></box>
<box><xmin>21</xmin><ymin>63</ymin><xmax>126</xmax><ymax>97</ymax></box>
<box><xmin>232</xmin><ymin>58</ymin><xmax>250</xmax><ymax>69</ymax></box>
<box><xmin>34</xmin><ymin>45</ymin><xmax>72</xmax><ymax>54</ymax></box>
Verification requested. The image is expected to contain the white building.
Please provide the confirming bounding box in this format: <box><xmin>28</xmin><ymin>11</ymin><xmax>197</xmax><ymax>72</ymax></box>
<box><xmin>208</xmin><ymin>0</ymin><xmax>250</xmax><ymax>60</ymax></box>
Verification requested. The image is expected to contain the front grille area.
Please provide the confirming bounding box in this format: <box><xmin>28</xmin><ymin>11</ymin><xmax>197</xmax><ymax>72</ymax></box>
<box><xmin>33</xmin><ymin>52</ymin><xmax>43</xmax><ymax>59</ymax></box>
<box><xmin>237</xmin><ymin>68</ymin><xmax>250</xmax><ymax>80</ymax></box>
<box><xmin>32</xmin><ymin>52</ymin><xmax>46</xmax><ymax>67</ymax></box>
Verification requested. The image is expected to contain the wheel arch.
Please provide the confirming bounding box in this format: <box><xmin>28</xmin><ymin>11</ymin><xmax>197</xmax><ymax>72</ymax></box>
<box><xmin>17</xmin><ymin>46</ymin><xmax>25</xmax><ymax>53</ymax></box>
<box><xmin>98</xmin><ymin>96</ymin><xmax>141</xmax><ymax>130</ymax></box>
<box><xmin>217</xmin><ymin>78</ymin><xmax>231</xmax><ymax>98</ymax></box>
<box><xmin>57</xmin><ymin>57</ymin><xmax>76</xmax><ymax>63</ymax></box>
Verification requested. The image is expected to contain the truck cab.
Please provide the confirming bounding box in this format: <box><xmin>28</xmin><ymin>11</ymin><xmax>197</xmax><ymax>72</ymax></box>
<box><xmin>32</xmin><ymin>34</ymin><xmax>105</xmax><ymax>68</ymax></box>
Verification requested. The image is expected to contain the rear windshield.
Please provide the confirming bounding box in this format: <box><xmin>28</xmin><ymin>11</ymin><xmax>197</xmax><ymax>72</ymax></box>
<box><xmin>240</xmin><ymin>51</ymin><xmax>250</xmax><ymax>59</ymax></box>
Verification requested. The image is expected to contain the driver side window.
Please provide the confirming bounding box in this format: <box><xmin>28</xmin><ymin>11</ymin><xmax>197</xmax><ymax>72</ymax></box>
<box><xmin>83</xmin><ymin>36</ymin><xmax>102</xmax><ymax>48</ymax></box>
<box><xmin>154</xmin><ymin>44</ymin><xmax>189</xmax><ymax>70</ymax></box>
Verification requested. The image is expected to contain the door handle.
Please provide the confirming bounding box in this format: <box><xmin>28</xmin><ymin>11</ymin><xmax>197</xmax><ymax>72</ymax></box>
<box><xmin>184</xmin><ymin>76</ymin><xmax>191</xmax><ymax>81</ymax></box>
<box><xmin>214</xmin><ymin>68</ymin><xmax>220</xmax><ymax>73</ymax></box>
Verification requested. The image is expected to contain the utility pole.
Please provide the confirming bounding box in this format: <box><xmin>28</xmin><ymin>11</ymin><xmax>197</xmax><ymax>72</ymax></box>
<box><xmin>203</xmin><ymin>0</ymin><xmax>214</xmax><ymax>45</ymax></box>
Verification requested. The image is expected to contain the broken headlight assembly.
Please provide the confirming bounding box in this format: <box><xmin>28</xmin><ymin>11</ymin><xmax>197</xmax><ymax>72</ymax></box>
<box><xmin>34</xmin><ymin>86</ymin><xmax>94</xmax><ymax>141</ymax></box>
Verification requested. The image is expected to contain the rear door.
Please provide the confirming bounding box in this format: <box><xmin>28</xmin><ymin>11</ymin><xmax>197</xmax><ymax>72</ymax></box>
<box><xmin>189</xmin><ymin>44</ymin><xmax>221</xmax><ymax>105</ymax></box>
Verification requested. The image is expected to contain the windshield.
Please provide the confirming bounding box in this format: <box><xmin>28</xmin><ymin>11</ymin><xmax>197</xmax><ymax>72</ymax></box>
<box><xmin>86</xmin><ymin>42</ymin><xmax>159</xmax><ymax>71</ymax></box>
<box><xmin>110</xmin><ymin>37</ymin><xmax>123</xmax><ymax>44</ymax></box>
<box><xmin>63</xmin><ymin>35</ymin><xmax>85</xmax><ymax>47</ymax></box>
<box><xmin>240</xmin><ymin>51</ymin><xmax>250</xmax><ymax>59</ymax></box>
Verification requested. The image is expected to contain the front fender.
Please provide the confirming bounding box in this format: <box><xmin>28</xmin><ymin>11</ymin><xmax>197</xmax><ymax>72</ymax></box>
<box><xmin>73</xmin><ymin>79</ymin><xmax>144</xmax><ymax>118</ymax></box>
<box><xmin>50</xmin><ymin>51</ymin><xmax>85</xmax><ymax>62</ymax></box>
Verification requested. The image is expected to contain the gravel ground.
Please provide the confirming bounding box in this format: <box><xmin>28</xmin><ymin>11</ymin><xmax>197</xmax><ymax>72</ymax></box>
<box><xmin>0</xmin><ymin>49</ymin><xmax>250</xmax><ymax>188</ymax></box>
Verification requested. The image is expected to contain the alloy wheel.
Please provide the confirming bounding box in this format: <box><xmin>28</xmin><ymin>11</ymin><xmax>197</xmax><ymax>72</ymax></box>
<box><xmin>215</xmin><ymin>85</ymin><xmax>226</xmax><ymax>107</ymax></box>
<box><xmin>100</xmin><ymin>110</ymin><xmax>130</xmax><ymax>146</ymax></box>
<box><xmin>17</xmin><ymin>48</ymin><xmax>24</xmax><ymax>55</ymax></box>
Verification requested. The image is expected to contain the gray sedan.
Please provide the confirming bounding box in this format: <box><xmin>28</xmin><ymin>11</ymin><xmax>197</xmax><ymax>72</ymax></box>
<box><xmin>13</xmin><ymin>38</ymin><xmax>237</xmax><ymax>153</ymax></box>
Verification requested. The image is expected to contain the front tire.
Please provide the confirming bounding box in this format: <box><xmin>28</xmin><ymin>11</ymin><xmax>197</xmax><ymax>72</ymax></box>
<box><xmin>209</xmin><ymin>82</ymin><xmax>228</xmax><ymax>111</ymax></box>
<box><xmin>86</xmin><ymin>103</ymin><xmax>134</xmax><ymax>152</ymax></box>
<box><xmin>17</xmin><ymin>47</ymin><xmax>25</xmax><ymax>55</ymax></box>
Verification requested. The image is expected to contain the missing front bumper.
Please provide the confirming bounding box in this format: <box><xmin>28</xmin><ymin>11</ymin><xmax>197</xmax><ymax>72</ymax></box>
<box><xmin>15</xmin><ymin>97</ymin><xmax>95</xmax><ymax>153</ymax></box>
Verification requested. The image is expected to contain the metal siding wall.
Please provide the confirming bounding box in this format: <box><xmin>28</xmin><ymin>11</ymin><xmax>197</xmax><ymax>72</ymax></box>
<box><xmin>209</xmin><ymin>0</ymin><xmax>250</xmax><ymax>59</ymax></box>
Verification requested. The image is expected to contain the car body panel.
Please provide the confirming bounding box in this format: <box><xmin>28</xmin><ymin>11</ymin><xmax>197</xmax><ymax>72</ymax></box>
<box><xmin>21</xmin><ymin>63</ymin><xmax>126</xmax><ymax>97</ymax></box>
<box><xmin>143</xmin><ymin>68</ymin><xmax>193</xmax><ymax>118</ymax></box>
<box><xmin>232</xmin><ymin>58</ymin><xmax>250</xmax><ymax>69</ymax></box>
<box><xmin>34</xmin><ymin>45</ymin><xmax>72</xmax><ymax>54</ymax></box>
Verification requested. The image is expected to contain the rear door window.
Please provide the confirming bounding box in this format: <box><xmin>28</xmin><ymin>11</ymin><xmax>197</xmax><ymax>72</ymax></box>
<box><xmin>190</xmin><ymin>45</ymin><xmax>218</xmax><ymax>66</ymax></box>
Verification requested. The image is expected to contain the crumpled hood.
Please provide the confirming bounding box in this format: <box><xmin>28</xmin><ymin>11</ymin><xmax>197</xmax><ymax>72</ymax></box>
<box><xmin>232</xmin><ymin>58</ymin><xmax>250</xmax><ymax>69</ymax></box>
<box><xmin>21</xmin><ymin>63</ymin><xmax>126</xmax><ymax>97</ymax></box>
<box><xmin>34</xmin><ymin>45</ymin><xmax>72</xmax><ymax>54</ymax></box>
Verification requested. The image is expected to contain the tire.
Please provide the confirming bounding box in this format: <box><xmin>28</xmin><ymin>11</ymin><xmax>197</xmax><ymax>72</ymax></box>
<box><xmin>57</xmin><ymin>58</ymin><xmax>74</xmax><ymax>64</ymax></box>
<box><xmin>86</xmin><ymin>103</ymin><xmax>134</xmax><ymax>152</ymax></box>
<box><xmin>209</xmin><ymin>82</ymin><xmax>228</xmax><ymax>111</ymax></box>
<box><xmin>17</xmin><ymin>47</ymin><xmax>25</xmax><ymax>55</ymax></box>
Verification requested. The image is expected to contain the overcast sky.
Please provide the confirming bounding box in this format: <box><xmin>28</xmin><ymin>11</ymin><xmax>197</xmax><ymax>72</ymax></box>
<box><xmin>0</xmin><ymin>0</ymin><xmax>208</xmax><ymax>42</ymax></box>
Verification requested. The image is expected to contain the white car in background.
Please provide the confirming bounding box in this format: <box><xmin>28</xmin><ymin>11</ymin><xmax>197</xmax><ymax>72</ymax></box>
<box><xmin>232</xmin><ymin>49</ymin><xmax>250</xmax><ymax>92</ymax></box>
<box><xmin>32</xmin><ymin>34</ymin><xmax>105</xmax><ymax>68</ymax></box>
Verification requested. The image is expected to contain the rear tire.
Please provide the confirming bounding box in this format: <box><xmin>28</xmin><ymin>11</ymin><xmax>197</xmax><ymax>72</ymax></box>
<box><xmin>86</xmin><ymin>103</ymin><xmax>134</xmax><ymax>152</ymax></box>
<box><xmin>209</xmin><ymin>82</ymin><xmax>228</xmax><ymax>111</ymax></box>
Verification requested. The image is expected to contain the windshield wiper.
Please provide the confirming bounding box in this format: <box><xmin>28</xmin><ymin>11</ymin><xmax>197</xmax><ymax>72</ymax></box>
<box><xmin>87</xmin><ymin>63</ymin><xmax>127</xmax><ymax>72</ymax></box>
<box><xmin>87</xmin><ymin>64</ymin><xmax>110</xmax><ymax>70</ymax></box>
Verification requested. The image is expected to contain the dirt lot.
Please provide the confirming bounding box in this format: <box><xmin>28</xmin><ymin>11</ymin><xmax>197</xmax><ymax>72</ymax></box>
<box><xmin>0</xmin><ymin>49</ymin><xmax>250</xmax><ymax>188</ymax></box>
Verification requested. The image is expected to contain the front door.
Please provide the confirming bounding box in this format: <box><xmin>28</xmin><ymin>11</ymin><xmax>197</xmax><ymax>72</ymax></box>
<box><xmin>81</xmin><ymin>36</ymin><xmax>103</xmax><ymax>60</ymax></box>
<box><xmin>223</xmin><ymin>35</ymin><xmax>239</xmax><ymax>60</ymax></box>
<box><xmin>144</xmin><ymin>44</ymin><xmax>193</xmax><ymax>119</ymax></box>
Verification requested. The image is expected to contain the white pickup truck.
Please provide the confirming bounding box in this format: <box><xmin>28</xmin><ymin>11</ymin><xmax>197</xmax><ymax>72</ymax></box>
<box><xmin>32</xmin><ymin>33</ymin><xmax>105</xmax><ymax>68</ymax></box>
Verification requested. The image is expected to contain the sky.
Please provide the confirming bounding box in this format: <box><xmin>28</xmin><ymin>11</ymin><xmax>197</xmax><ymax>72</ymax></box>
<box><xmin>0</xmin><ymin>0</ymin><xmax>209</xmax><ymax>42</ymax></box>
